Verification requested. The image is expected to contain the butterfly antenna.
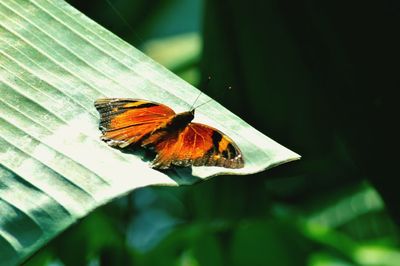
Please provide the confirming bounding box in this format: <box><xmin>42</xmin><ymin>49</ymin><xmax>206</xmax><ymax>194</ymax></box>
<box><xmin>193</xmin><ymin>98</ymin><xmax>214</xmax><ymax>110</ymax></box>
<box><xmin>189</xmin><ymin>91</ymin><xmax>203</xmax><ymax>111</ymax></box>
<box><xmin>104</xmin><ymin>0</ymin><xmax>143</xmax><ymax>43</ymax></box>
<box><xmin>190</xmin><ymin>76</ymin><xmax>211</xmax><ymax>111</ymax></box>
<box><xmin>194</xmin><ymin>85</ymin><xmax>232</xmax><ymax>110</ymax></box>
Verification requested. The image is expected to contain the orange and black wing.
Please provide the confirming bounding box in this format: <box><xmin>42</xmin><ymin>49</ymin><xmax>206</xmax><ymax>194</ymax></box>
<box><xmin>94</xmin><ymin>98</ymin><xmax>175</xmax><ymax>148</ymax></box>
<box><xmin>151</xmin><ymin>123</ymin><xmax>244</xmax><ymax>169</ymax></box>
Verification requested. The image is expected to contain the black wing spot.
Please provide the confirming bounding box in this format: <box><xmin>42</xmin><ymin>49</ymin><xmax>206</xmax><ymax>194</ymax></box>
<box><xmin>222</xmin><ymin>147</ymin><xmax>229</xmax><ymax>158</ymax></box>
<box><xmin>95</xmin><ymin>100</ymin><xmax>157</xmax><ymax>111</ymax></box>
<box><xmin>123</xmin><ymin>102</ymin><xmax>157</xmax><ymax>109</ymax></box>
<box><xmin>227</xmin><ymin>143</ymin><xmax>237</xmax><ymax>158</ymax></box>
<box><xmin>211</xmin><ymin>131</ymin><xmax>222</xmax><ymax>149</ymax></box>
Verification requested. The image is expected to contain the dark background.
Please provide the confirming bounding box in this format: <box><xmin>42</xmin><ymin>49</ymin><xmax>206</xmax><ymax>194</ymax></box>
<box><xmin>24</xmin><ymin>0</ymin><xmax>400</xmax><ymax>265</ymax></box>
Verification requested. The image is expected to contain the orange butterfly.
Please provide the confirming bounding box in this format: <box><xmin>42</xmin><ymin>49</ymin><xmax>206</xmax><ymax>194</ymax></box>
<box><xmin>94</xmin><ymin>98</ymin><xmax>244</xmax><ymax>169</ymax></box>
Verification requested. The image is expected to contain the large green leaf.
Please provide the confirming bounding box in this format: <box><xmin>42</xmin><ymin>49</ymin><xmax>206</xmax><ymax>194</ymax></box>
<box><xmin>0</xmin><ymin>0</ymin><xmax>299</xmax><ymax>264</ymax></box>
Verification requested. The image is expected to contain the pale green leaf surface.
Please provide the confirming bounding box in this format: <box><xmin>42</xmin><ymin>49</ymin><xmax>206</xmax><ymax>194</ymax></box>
<box><xmin>0</xmin><ymin>0</ymin><xmax>299</xmax><ymax>264</ymax></box>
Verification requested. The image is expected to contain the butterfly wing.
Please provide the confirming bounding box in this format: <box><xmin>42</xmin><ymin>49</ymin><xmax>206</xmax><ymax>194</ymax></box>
<box><xmin>94</xmin><ymin>98</ymin><xmax>175</xmax><ymax>148</ymax></box>
<box><xmin>151</xmin><ymin>123</ymin><xmax>244</xmax><ymax>169</ymax></box>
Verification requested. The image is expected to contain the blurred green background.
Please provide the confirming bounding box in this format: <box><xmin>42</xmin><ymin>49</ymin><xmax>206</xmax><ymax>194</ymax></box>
<box><xmin>24</xmin><ymin>0</ymin><xmax>400</xmax><ymax>265</ymax></box>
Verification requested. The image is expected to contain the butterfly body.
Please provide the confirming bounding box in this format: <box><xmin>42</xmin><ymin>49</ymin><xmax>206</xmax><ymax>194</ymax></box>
<box><xmin>95</xmin><ymin>98</ymin><xmax>244</xmax><ymax>169</ymax></box>
<box><xmin>157</xmin><ymin>110</ymin><xmax>195</xmax><ymax>133</ymax></box>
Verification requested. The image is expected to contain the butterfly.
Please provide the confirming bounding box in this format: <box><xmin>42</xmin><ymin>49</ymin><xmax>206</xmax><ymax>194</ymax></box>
<box><xmin>94</xmin><ymin>98</ymin><xmax>244</xmax><ymax>169</ymax></box>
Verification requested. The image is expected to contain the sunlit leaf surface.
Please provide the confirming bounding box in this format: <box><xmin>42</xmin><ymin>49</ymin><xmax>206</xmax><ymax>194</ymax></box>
<box><xmin>0</xmin><ymin>0</ymin><xmax>299</xmax><ymax>264</ymax></box>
